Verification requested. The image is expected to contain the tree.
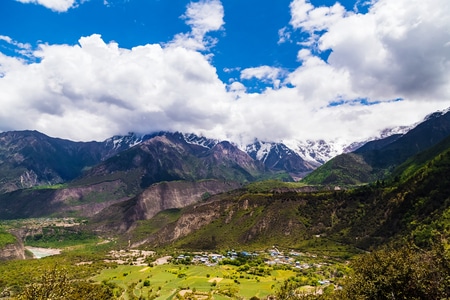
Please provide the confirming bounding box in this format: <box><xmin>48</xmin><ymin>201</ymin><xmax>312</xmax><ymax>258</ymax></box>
<box><xmin>339</xmin><ymin>240</ymin><xmax>450</xmax><ymax>299</ymax></box>
<box><xmin>16</xmin><ymin>268</ymin><xmax>115</xmax><ymax>300</ymax></box>
<box><xmin>273</xmin><ymin>239</ymin><xmax>450</xmax><ymax>300</ymax></box>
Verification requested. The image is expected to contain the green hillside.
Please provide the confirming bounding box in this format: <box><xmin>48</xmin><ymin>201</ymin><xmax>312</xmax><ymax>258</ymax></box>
<box><xmin>0</xmin><ymin>228</ymin><xmax>16</xmax><ymax>248</ymax></box>
<box><xmin>301</xmin><ymin>153</ymin><xmax>373</xmax><ymax>186</ymax></box>
<box><xmin>391</xmin><ymin>134</ymin><xmax>450</xmax><ymax>182</ymax></box>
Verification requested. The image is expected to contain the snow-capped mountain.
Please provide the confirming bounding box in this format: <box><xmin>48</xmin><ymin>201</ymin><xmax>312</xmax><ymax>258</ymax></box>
<box><xmin>100</xmin><ymin>112</ymin><xmax>435</xmax><ymax>178</ymax></box>
<box><xmin>342</xmin><ymin>125</ymin><xmax>414</xmax><ymax>153</ymax></box>
<box><xmin>103</xmin><ymin>128</ymin><xmax>415</xmax><ymax>178</ymax></box>
<box><xmin>104</xmin><ymin>132</ymin><xmax>147</xmax><ymax>151</ymax></box>
<box><xmin>182</xmin><ymin>133</ymin><xmax>219</xmax><ymax>149</ymax></box>
<box><xmin>279</xmin><ymin>124</ymin><xmax>415</xmax><ymax>167</ymax></box>
<box><xmin>244</xmin><ymin>109</ymin><xmax>449</xmax><ymax>168</ymax></box>
<box><xmin>0</xmin><ymin>108</ymin><xmax>446</xmax><ymax>193</ymax></box>
<box><xmin>427</xmin><ymin>107</ymin><xmax>450</xmax><ymax>119</ymax></box>
<box><xmin>245</xmin><ymin>141</ymin><xmax>318</xmax><ymax>179</ymax></box>
<box><xmin>100</xmin><ymin>123</ymin><xmax>417</xmax><ymax>177</ymax></box>
<box><xmin>286</xmin><ymin>139</ymin><xmax>346</xmax><ymax>166</ymax></box>
<box><xmin>105</xmin><ymin>131</ymin><xmax>220</xmax><ymax>152</ymax></box>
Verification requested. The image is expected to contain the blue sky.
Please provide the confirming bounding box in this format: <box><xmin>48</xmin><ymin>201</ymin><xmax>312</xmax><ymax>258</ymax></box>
<box><xmin>1</xmin><ymin>0</ymin><xmax>449</xmax><ymax>147</ymax></box>
<box><xmin>1</xmin><ymin>0</ymin><xmax>366</xmax><ymax>90</ymax></box>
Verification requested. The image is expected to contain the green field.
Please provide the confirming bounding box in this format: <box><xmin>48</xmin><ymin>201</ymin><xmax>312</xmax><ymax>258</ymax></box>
<box><xmin>93</xmin><ymin>263</ymin><xmax>298</xmax><ymax>299</ymax></box>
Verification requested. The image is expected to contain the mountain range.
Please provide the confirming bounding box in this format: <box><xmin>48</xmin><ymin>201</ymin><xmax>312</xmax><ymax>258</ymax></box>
<box><xmin>0</xmin><ymin>116</ymin><xmax>423</xmax><ymax>195</ymax></box>
<box><xmin>0</xmin><ymin>109</ymin><xmax>448</xmax><ymax>221</ymax></box>
<box><xmin>0</xmin><ymin>129</ymin><xmax>317</xmax><ymax>195</ymax></box>
<box><xmin>0</xmin><ymin>107</ymin><xmax>449</xmax><ymax>267</ymax></box>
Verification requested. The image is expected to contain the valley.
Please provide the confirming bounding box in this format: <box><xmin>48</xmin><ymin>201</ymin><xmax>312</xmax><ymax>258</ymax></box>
<box><xmin>0</xmin><ymin>109</ymin><xmax>450</xmax><ymax>299</ymax></box>
<box><xmin>0</xmin><ymin>222</ymin><xmax>351</xmax><ymax>300</ymax></box>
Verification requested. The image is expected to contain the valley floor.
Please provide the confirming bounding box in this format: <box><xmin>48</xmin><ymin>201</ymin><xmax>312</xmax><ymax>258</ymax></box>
<box><xmin>87</xmin><ymin>246</ymin><xmax>344</xmax><ymax>300</ymax></box>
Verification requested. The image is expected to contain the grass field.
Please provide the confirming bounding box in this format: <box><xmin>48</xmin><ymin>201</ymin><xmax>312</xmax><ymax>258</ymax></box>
<box><xmin>93</xmin><ymin>263</ymin><xmax>298</xmax><ymax>299</ymax></box>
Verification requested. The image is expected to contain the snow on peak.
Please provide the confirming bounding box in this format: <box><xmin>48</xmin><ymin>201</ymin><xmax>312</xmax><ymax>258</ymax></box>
<box><xmin>183</xmin><ymin>133</ymin><xmax>219</xmax><ymax>149</ymax></box>
<box><xmin>105</xmin><ymin>132</ymin><xmax>145</xmax><ymax>150</ymax></box>
<box><xmin>255</xmin><ymin>141</ymin><xmax>273</xmax><ymax>162</ymax></box>
<box><xmin>287</xmin><ymin>139</ymin><xmax>346</xmax><ymax>165</ymax></box>
<box><xmin>424</xmin><ymin>107</ymin><xmax>450</xmax><ymax>122</ymax></box>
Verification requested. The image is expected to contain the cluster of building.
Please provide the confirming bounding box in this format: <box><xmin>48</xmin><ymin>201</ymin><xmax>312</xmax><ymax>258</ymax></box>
<box><xmin>174</xmin><ymin>248</ymin><xmax>323</xmax><ymax>270</ymax></box>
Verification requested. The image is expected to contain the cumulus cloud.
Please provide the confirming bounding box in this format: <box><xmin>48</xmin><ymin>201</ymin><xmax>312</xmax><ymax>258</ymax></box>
<box><xmin>233</xmin><ymin>0</ymin><xmax>450</xmax><ymax>143</ymax></box>
<box><xmin>289</xmin><ymin>0</ymin><xmax>450</xmax><ymax>102</ymax></box>
<box><xmin>290</xmin><ymin>0</ymin><xmax>346</xmax><ymax>33</ymax></box>
<box><xmin>183</xmin><ymin>0</ymin><xmax>224</xmax><ymax>34</ymax></box>
<box><xmin>240</xmin><ymin>66</ymin><xmax>284</xmax><ymax>89</ymax></box>
<box><xmin>0</xmin><ymin>34</ymin><xmax>231</xmax><ymax>141</ymax></box>
<box><xmin>170</xmin><ymin>0</ymin><xmax>225</xmax><ymax>51</ymax></box>
<box><xmin>227</xmin><ymin>81</ymin><xmax>246</xmax><ymax>93</ymax></box>
<box><xmin>15</xmin><ymin>0</ymin><xmax>79</xmax><ymax>12</ymax></box>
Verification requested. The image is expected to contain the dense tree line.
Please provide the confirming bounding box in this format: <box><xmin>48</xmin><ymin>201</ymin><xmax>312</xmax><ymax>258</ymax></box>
<box><xmin>15</xmin><ymin>268</ymin><xmax>117</xmax><ymax>300</ymax></box>
<box><xmin>275</xmin><ymin>238</ymin><xmax>450</xmax><ymax>300</ymax></box>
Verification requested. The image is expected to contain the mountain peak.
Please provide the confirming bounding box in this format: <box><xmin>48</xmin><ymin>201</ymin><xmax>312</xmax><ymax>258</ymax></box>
<box><xmin>246</xmin><ymin>140</ymin><xmax>316</xmax><ymax>179</ymax></box>
<box><xmin>424</xmin><ymin>107</ymin><xmax>450</xmax><ymax>122</ymax></box>
<box><xmin>182</xmin><ymin>133</ymin><xmax>219</xmax><ymax>149</ymax></box>
<box><xmin>104</xmin><ymin>132</ymin><xmax>146</xmax><ymax>150</ymax></box>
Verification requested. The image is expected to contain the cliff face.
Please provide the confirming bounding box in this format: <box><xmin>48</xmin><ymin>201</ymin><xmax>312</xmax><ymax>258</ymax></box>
<box><xmin>91</xmin><ymin>179</ymin><xmax>242</xmax><ymax>233</ymax></box>
<box><xmin>131</xmin><ymin>180</ymin><xmax>241</xmax><ymax>221</ymax></box>
<box><xmin>0</xmin><ymin>238</ymin><xmax>25</xmax><ymax>261</ymax></box>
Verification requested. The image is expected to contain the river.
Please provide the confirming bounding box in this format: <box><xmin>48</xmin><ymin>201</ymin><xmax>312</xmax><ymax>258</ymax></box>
<box><xmin>26</xmin><ymin>246</ymin><xmax>61</xmax><ymax>259</ymax></box>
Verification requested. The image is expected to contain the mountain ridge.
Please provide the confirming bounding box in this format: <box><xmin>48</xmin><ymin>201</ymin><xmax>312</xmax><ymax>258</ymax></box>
<box><xmin>0</xmin><ymin>110</ymin><xmax>448</xmax><ymax>193</ymax></box>
<box><xmin>0</xmin><ymin>117</ymin><xmax>425</xmax><ymax>194</ymax></box>
<box><xmin>303</xmin><ymin>109</ymin><xmax>450</xmax><ymax>186</ymax></box>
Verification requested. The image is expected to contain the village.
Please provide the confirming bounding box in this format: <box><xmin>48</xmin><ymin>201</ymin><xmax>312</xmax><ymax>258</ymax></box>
<box><xmin>105</xmin><ymin>246</ymin><xmax>333</xmax><ymax>286</ymax></box>
<box><xmin>174</xmin><ymin>248</ymin><xmax>324</xmax><ymax>270</ymax></box>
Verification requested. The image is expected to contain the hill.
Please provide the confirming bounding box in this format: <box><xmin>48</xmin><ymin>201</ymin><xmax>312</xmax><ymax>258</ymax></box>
<box><xmin>302</xmin><ymin>109</ymin><xmax>450</xmax><ymax>186</ymax></box>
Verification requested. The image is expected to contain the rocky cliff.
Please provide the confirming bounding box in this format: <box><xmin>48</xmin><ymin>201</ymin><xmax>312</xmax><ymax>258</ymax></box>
<box><xmin>0</xmin><ymin>236</ymin><xmax>25</xmax><ymax>261</ymax></box>
<box><xmin>92</xmin><ymin>179</ymin><xmax>242</xmax><ymax>233</ymax></box>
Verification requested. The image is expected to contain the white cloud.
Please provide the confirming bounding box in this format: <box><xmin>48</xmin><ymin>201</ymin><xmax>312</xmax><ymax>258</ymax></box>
<box><xmin>233</xmin><ymin>0</ymin><xmax>450</xmax><ymax>143</ymax></box>
<box><xmin>278</xmin><ymin>27</ymin><xmax>292</xmax><ymax>44</ymax></box>
<box><xmin>170</xmin><ymin>0</ymin><xmax>225</xmax><ymax>51</ymax></box>
<box><xmin>240</xmin><ymin>66</ymin><xmax>284</xmax><ymax>89</ymax></box>
<box><xmin>290</xmin><ymin>0</ymin><xmax>346</xmax><ymax>33</ymax></box>
<box><xmin>289</xmin><ymin>0</ymin><xmax>450</xmax><ymax>103</ymax></box>
<box><xmin>0</xmin><ymin>35</ymin><xmax>34</xmax><ymax>58</ymax></box>
<box><xmin>183</xmin><ymin>0</ymin><xmax>224</xmax><ymax>35</ymax></box>
<box><xmin>0</xmin><ymin>34</ymin><xmax>232</xmax><ymax>141</ymax></box>
<box><xmin>286</xmin><ymin>49</ymin><xmax>355</xmax><ymax>107</ymax></box>
<box><xmin>15</xmin><ymin>0</ymin><xmax>78</xmax><ymax>12</ymax></box>
<box><xmin>0</xmin><ymin>36</ymin><xmax>12</xmax><ymax>44</ymax></box>
<box><xmin>227</xmin><ymin>81</ymin><xmax>246</xmax><ymax>93</ymax></box>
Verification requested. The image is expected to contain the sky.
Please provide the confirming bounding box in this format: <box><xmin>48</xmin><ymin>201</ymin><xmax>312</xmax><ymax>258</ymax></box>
<box><xmin>0</xmin><ymin>0</ymin><xmax>449</xmax><ymax>146</ymax></box>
